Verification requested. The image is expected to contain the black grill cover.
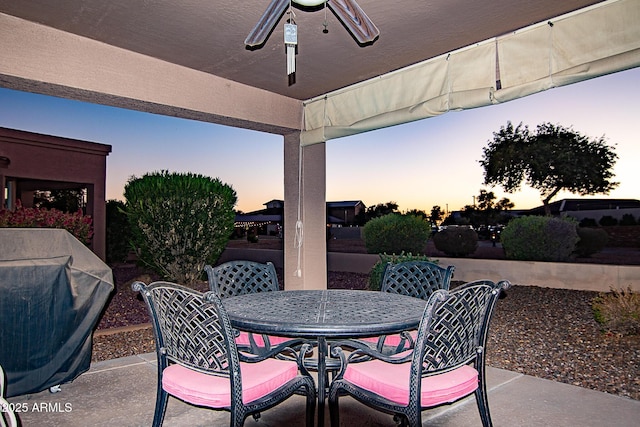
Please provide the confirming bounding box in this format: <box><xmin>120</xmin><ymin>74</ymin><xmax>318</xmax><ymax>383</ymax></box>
<box><xmin>0</xmin><ymin>229</ymin><xmax>114</xmax><ymax>397</ymax></box>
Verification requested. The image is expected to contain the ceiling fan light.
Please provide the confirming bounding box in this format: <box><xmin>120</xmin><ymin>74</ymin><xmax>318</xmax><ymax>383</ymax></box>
<box><xmin>294</xmin><ymin>0</ymin><xmax>326</xmax><ymax>7</ymax></box>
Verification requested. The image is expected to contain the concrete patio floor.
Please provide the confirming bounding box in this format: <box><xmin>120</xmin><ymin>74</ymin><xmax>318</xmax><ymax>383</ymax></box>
<box><xmin>6</xmin><ymin>352</ymin><xmax>639</xmax><ymax>426</ymax></box>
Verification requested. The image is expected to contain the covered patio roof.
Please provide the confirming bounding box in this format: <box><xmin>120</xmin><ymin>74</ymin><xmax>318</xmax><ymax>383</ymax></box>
<box><xmin>1</xmin><ymin>0</ymin><xmax>638</xmax><ymax>288</ymax></box>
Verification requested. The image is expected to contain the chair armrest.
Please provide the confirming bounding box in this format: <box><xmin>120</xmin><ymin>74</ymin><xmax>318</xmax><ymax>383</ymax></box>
<box><xmin>238</xmin><ymin>342</ymin><xmax>315</xmax><ymax>376</ymax></box>
<box><xmin>238</xmin><ymin>338</ymin><xmax>304</xmax><ymax>362</ymax></box>
<box><xmin>330</xmin><ymin>342</ymin><xmax>413</xmax><ymax>380</ymax></box>
<box><xmin>384</xmin><ymin>330</ymin><xmax>415</xmax><ymax>354</ymax></box>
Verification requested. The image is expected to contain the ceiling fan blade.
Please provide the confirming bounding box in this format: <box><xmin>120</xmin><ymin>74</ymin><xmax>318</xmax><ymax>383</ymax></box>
<box><xmin>328</xmin><ymin>0</ymin><xmax>380</xmax><ymax>44</ymax></box>
<box><xmin>245</xmin><ymin>0</ymin><xmax>289</xmax><ymax>47</ymax></box>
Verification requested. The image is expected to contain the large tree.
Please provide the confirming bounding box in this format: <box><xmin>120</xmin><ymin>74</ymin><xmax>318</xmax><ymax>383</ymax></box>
<box><xmin>365</xmin><ymin>201</ymin><xmax>399</xmax><ymax>221</ymax></box>
<box><xmin>405</xmin><ymin>208</ymin><xmax>428</xmax><ymax>220</ymax></box>
<box><xmin>429</xmin><ymin>205</ymin><xmax>444</xmax><ymax>226</ymax></box>
<box><xmin>480</xmin><ymin>121</ymin><xmax>618</xmax><ymax>215</ymax></box>
<box><xmin>460</xmin><ymin>189</ymin><xmax>514</xmax><ymax>229</ymax></box>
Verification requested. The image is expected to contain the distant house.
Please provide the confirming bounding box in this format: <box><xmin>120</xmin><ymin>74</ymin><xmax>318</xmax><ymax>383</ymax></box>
<box><xmin>326</xmin><ymin>200</ymin><xmax>366</xmax><ymax>226</ymax></box>
<box><xmin>234</xmin><ymin>199</ymin><xmax>284</xmax><ymax>236</ymax></box>
<box><xmin>234</xmin><ymin>199</ymin><xmax>367</xmax><ymax>235</ymax></box>
<box><xmin>262</xmin><ymin>199</ymin><xmax>284</xmax><ymax>213</ymax></box>
<box><xmin>524</xmin><ymin>198</ymin><xmax>640</xmax><ymax>222</ymax></box>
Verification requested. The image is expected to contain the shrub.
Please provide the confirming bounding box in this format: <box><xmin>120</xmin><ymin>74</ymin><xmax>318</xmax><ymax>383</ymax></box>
<box><xmin>432</xmin><ymin>226</ymin><xmax>478</xmax><ymax>257</ymax></box>
<box><xmin>362</xmin><ymin>214</ymin><xmax>430</xmax><ymax>254</ymax></box>
<box><xmin>0</xmin><ymin>201</ymin><xmax>93</xmax><ymax>244</ymax></box>
<box><xmin>368</xmin><ymin>252</ymin><xmax>435</xmax><ymax>291</ymax></box>
<box><xmin>500</xmin><ymin>216</ymin><xmax>578</xmax><ymax>262</ymax></box>
<box><xmin>247</xmin><ymin>229</ymin><xmax>259</xmax><ymax>243</ymax></box>
<box><xmin>574</xmin><ymin>227</ymin><xmax>609</xmax><ymax>258</ymax></box>
<box><xmin>592</xmin><ymin>287</ymin><xmax>640</xmax><ymax>336</ymax></box>
<box><xmin>124</xmin><ymin>171</ymin><xmax>237</xmax><ymax>286</ymax></box>
<box><xmin>579</xmin><ymin>217</ymin><xmax>598</xmax><ymax>227</ymax></box>
<box><xmin>599</xmin><ymin>215</ymin><xmax>618</xmax><ymax>226</ymax></box>
<box><xmin>105</xmin><ymin>199</ymin><xmax>133</xmax><ymax>264</ymax></box>
<box><xmin>620</xmin><ymin>213</ymin><xmax>637</xmax><ymax>226</ymax></box>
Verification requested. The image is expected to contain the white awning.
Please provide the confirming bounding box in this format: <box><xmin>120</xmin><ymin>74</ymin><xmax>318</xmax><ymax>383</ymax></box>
<box><xmin>301</xmin><ymin>0</ymin><xmax>640</xmax><ymax>146</ymax></box>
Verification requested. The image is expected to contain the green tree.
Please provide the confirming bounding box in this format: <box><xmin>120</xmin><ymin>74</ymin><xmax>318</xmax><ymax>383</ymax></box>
<box><xmin>365</xmin><ymin>202</ymin><xmax>399</xmax><ymax>221</ymax></box>
<box><xmin>105</xmin><ymin>199</ymin><xmax>133</xmax><ymax>264</ymax></box>
<box><xmin>362</xmin><ymin>213</ymin><xmax>430</xmax><ymax>254</ymax></box>
<box><xmin>480</xmin><ymin>121</ymin><xmax>618</xmax><ymax>216</ymax></box>
<box><xmin>429</xmin><ymin>205</ymin><xmax>443</xmax><ymax>226</ymax></box>
<box><xmin>124</xmin><ymin>171</ymin><xmax>237</xmax><ymax>285</ymax></box>
<box><xmin>405</xmin><ymin>208</ymin><xmax>428</xmax><ymax>220</ymax></box>
<box><xmin>477</xmin><ymin>189</ymin><xmax>513</xmax><ymax>226</ymax></box>
<box><xmin>459</xmin><ymin>189</ymin><xmax>514</xmax><ymax>229</ymax></box>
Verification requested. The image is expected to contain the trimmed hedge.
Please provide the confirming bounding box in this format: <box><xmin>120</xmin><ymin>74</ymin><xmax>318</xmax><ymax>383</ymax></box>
<box><xmin>0</xmin><ymin>201</ymin><xmax>93</xmax><ymax>244</ymax></box>
<box><xmin>432</xmin><ymin>226</ymin><xmax>478</xmax><ymax>257</ymax></box>
<box><xmin>501</xmin><ymin>216</ymin><xmax>579</xmax><ymax>262</ymax></box>
<box><xmin>105</xmin><ymin>199</ymin><xmax>133</xmax><ymax>264</ymax></box>
<box><xmin>362</xmin><ymin>214</ymin><xmax>430</xmax><ymax>254</ymax></box>
<box><xmin>124</xmin><ymin>171</ymin><xmax>237</xmax><ymax>285</ymax></box>
<box><xmin>575</xmin><ymin>227</ymin><xmax>609</xmax><ymax>258</ymax></box>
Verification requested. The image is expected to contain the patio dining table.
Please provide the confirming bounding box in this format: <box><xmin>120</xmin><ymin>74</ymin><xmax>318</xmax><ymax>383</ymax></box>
<box><xmin>222</xmin><ymin>289</ymin><xmax>427</xmax><ymax>426</ymax></box>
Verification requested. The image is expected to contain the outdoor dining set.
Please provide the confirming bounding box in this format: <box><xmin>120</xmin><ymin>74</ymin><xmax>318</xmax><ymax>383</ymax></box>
<box><xmin>128</xmin><ymin>260</ymin><xmax>510</xmax><ymax>427</ymax></box>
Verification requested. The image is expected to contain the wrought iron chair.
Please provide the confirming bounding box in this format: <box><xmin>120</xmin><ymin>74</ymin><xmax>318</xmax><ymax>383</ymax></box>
<box><xmin>1</xmin><ymin>364</ymin><xmax>18</xmax><ymax>427</ymax></box>
<box><xmin>381</xmin><ymin>260</ymin><xmax>455</xmax><ymax>299</ymax></box>
<box><xmin>132</xmin><ymin>280</ymin><xmax>316</xmax><ymax>427</ymax></box>
<box><xmin>204</xmin><ymin>261</ymin><xmax>293</xmax><ymax>353</ymax></box>
<box><xmin>329</xmin><ymin>279</ymin><xmax>511</xmax><ymax>427</ymax></box>
<box><xmin>363</xmin><ymin>261</ymin><xmax>455</xmax><ymax>352</ymax></box>
<box><xmin>205</xmin><ymin>261</ymin><xmax>280</xmax><ymax>298</ymax></box>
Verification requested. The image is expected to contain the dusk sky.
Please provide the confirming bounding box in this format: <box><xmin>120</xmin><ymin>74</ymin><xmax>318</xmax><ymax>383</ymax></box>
<box><xmin>1</xmin><ymin>67</ymin><xmax>638</xmax><ymax>214</ymax></box>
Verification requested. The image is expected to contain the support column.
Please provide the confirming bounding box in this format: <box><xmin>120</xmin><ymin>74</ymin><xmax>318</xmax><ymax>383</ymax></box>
<box><xmin>0</xmin><ymin>173</ymin><xmax>5</xmax><ymax>209</ymax></box>
<box><xmin>283</xmin><ymin>132</ymin><xmax>327</xmax><ymax>290</ymax></box>
<box><xmin>87</xmin><ymin>182</ymin><xmax>107</xmax><ymax>261</ymax></box>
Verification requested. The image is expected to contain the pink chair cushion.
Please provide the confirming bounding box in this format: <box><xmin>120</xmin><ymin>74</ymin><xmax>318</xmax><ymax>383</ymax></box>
<box><xmin>162</xmin><ymin>358</ymin><xmax>299</xmax><ymax>407</ymax></box>
<box><xmin>235</xmin><ymin>331</ymin><xmax>291</xmax><ymax>347</ymax></box>
<box><xmin>360</xmin><ymin>330</ymin><xmax>417</xmax><ymax>348</ymax></box>
<box><xmin>343</xmin><ymin>359</ymin><xmax>478</xmax><ymax>407</ymax></box>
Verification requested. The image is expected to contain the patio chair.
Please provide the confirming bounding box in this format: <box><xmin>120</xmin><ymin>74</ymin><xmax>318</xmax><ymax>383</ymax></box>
<box><xmin>205</xmin><ymin>261</ymin><xmax>280</xmax><ymax>298</ymax></box>
<box><xmin>205</xmin><ymin>261</ymin><xmax>292</xmax><ymax>353</ymax></box>
<box><xmin>363</xmin><ymin>261</ymin><xmax>455</xmax><ymax>352</ymax></box>
<box><xmin>381</xmin><ymin>260</ymin><xmax>454</xmax><ymax>299</ymax></box>
<box><xmin>1</xmin><ymin>364</ymin><xmax>18</xmax><ymax>427</ymax></box>
<box><xmin>132</xmin><ymin>280</ymin><xmax>316</xmax><ymax>427</ymax></box>
<box><xmin>329</xmin><ymin>279</ymin><xmax>511</xmax><ymax>427</ymax></box>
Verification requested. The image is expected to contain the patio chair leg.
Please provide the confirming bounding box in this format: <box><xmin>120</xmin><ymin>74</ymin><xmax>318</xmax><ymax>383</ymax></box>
<box><xmin>305</xmin><ymin>383</ymin><xmax>316</xmax><ymax>427</ymax></box>
<box><xmin>152</xmin><ymin>388</ymin><xmax>169</xmax><ymax>427</ymax></box>
<box><xmin>474</xmin><ymin>387</ymin><xmax>493</xmax><ymax>427</ymax></box>
<box><xmin>328</xmin><ymin>385</ymin><xmax>340</xmax><ymax>427</ymax></box>
<box><xmin>395</xmin><ymin>413</ymin><xmax>411</xmax><ymax>427</ymax></box>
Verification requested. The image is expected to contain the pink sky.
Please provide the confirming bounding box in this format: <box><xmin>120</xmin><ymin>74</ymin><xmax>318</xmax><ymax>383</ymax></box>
<box><xmin>1</xmin><ymin>68</ymin><xmax>638</xmax><ymax>214</ymax></box>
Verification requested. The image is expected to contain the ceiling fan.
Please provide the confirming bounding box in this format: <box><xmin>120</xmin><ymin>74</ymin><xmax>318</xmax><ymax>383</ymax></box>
<box><xmin>245</xmin><ymin>0</ymin><xmax>380</xmax><ymax>47</ymax></box>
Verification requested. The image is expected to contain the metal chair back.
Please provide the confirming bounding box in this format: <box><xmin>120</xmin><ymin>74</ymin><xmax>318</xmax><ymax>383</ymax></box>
<box><xmin>205</xmin><ymin>261</ymin><xmax>279</xmax><ymax>299</ymax></box>
<box><xmin>381</xmin><ymin>260</ymin><xmax>454</xmax><ymax>300</ymax></box>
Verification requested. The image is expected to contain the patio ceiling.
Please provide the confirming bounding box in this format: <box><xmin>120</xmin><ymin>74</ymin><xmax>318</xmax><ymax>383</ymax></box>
<box><xmin>2</xmin><ymin>0</ymin><xmax>638</xmax><ymax>140</ymax></box>
<box><xmin>0</xmin><ymin>0</ymin><xmax>610</xmax><ymax>102</ymax></box>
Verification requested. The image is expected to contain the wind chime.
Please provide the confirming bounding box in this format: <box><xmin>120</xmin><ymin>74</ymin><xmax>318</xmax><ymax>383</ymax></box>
<box><xmin>284</xmin><ymin>4</ymin><xmax>298</xmax><ymax>83</ymax></box>
<box><xmin>284</xmin><ymin>1</ymin><xmax>330</xmax><ymax>84</ymax></box>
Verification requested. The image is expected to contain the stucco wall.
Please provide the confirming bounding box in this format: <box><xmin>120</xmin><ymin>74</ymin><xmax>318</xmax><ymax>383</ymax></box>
<box><xmin>220</xmin><ymin>248</ymin><xmax>640</xmax><ymax>292</ymax></box>
<box><xmin>0</xmin><ymin>127</ymin><xmax>111</xmax><ymax>260</ymax></box>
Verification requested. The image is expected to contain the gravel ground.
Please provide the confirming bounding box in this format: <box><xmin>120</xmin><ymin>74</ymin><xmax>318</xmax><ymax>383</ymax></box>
<box><xmin>93</xmin><ymin>266</ymin><xmax>639</xmax><ymax>401</ymax></box>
